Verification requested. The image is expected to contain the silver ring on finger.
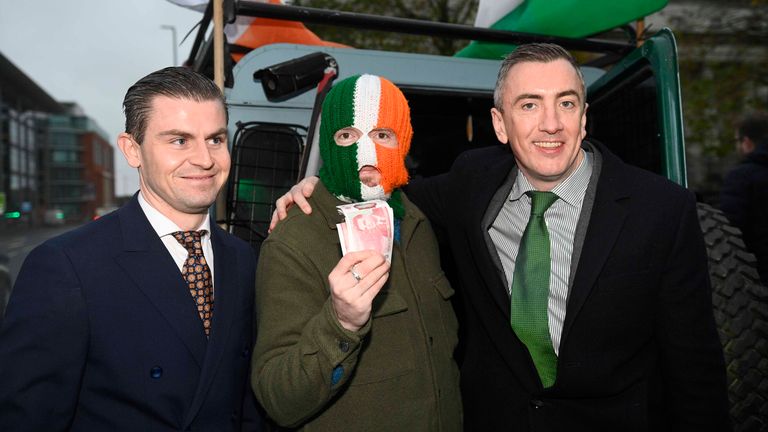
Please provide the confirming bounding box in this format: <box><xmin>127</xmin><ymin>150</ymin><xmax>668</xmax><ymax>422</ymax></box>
<box><xmin>350</xmin><ymin>265</ymin><xmax>362</xmax><ymax>282</ymax></box>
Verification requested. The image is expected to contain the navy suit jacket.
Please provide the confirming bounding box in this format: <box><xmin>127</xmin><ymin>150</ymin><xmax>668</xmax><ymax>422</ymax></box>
<box><xmin>407</xmin><ymin>141</ymin><xmax>731</xmax><ymax>431</ymax></box>
<box><xmin>0</xmin><ymin>195</ymin><xmax>260</xmax><ymax>431</ymax></box>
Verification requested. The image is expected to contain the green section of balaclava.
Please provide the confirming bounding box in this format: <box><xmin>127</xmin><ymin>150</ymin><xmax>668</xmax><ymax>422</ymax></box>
<box><xmin>318</xmin><ymin>75</ymin><xmax>363</xmax><ymax>202</ymax></box>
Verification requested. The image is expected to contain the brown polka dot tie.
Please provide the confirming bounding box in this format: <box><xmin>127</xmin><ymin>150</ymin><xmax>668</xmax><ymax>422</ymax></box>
<box><xmin>172</xmin><ymin>230</ymin><xmax>214</xmax><ymax>336</ymax></box>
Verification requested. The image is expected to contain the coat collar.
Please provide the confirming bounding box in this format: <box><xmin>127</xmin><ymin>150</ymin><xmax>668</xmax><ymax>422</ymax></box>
<box><xmin>469</xmin><ymin>141</ymin><xmax>634</xmax><ymax>390</ymax></box>
<box><xmin>559</xmin><ymin>140</ymin><xmax>631</xmax><ymax>346</ymax></box>
<box><xmin>115</xmin><ymin>195</ymin><xmax>209</xmax><ymax>367</ymax></box>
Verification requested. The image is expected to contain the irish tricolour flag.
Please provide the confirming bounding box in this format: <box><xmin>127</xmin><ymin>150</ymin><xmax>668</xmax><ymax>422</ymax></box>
<box><xmin>167</xmin><ymin>0</ymin><xmax>346</xmax><ymax>61</ymax></box>
<box><xmin>456</xmin><ymin>0</ymin><xmax>668</xmax><ymax>59</ymax></box>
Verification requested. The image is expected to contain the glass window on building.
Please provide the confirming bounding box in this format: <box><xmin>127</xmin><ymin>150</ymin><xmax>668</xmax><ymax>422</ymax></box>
<box><xmin>8</xmin><ymin>109</ymin><xmax>18</xmax><ymax>144</ymax></box>
<box><xmin>52</xmin><ymin>133</ymin><xmax>78</xmax><ymax>149</ymax></box>
<box><xmin>52</xmin><ymin>150</ymin><xmax>80</xmax><ymax>163</ymax></box>
<box><xmin>49</xmin><ymin>116</ymin><xmax>71</xmax><ymax>128</ymax></box>
<box><xmin>10</xmin><ymin>146</ymin><xmax>19</xmax><ymax>172</ymax></box>
<box><xmin>23</xmin><ymin>122</ymin><xmax>35</xmax><ymax>150</ymax></box>
<box><xmin>53</xmin><ymin>185</ymin><xmax>84</xmax><ymax>199</ymax></box>
<box><xmin>91</xmin><ymin>138</ymin><xmax>104</xmax><ymax>165</ymax></box>
<box><xmin>28</xmin><ymin>125</ymin><xmax>36</xmax><ymax>149</ymax></box>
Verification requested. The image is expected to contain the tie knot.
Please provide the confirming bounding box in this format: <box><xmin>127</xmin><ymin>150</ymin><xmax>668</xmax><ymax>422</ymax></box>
<box><xmin>527</xmin><ymin>191</ymin><xmax>559</xmax><ymax>216</ymax></box>
<box><xmin>172</xmin><ymin>230</ymin><xmax>207</xmax><ymax>253</ymax></box>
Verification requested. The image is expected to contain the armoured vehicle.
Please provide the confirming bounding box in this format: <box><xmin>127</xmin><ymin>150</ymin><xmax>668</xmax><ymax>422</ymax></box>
<box><xmin>187</xmin><ymin>2</ymin><xmax>766</xmax><ymax>429</ymax></box>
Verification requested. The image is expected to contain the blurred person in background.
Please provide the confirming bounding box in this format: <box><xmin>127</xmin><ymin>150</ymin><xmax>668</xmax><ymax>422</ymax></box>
<box><xmin>720</xmin><ymin>111</ymin><xmax>768</xmax><ymax>284</ymax></box>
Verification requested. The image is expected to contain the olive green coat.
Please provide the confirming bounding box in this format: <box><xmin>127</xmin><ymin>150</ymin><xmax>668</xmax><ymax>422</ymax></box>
<box><xmin>252</xmin><ymin>181</ymin><xmax>461</xmax><ymax>431</ymax></box>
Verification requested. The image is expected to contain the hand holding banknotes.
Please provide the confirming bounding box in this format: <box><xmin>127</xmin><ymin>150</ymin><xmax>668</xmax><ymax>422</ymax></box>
<box><xmin>328</xmin><ymin>250</ymin><xmax>390</xmax><ymax>332</ymax></box>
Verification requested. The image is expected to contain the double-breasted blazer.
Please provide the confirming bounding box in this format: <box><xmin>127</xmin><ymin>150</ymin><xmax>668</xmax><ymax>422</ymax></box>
<box><xmin>0</xmin><ymin>195</ymin><xmax>261</xmax><ymax>431</ymax></box>
<box><xmin>406</xmin><ymin>140</ymin><xmax>731</xmax><ymax>431</ymax></box>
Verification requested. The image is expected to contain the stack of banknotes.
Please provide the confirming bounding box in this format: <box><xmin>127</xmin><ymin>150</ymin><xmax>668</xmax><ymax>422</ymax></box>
<box><xmin>336</xmin><ymin>200</ymin><xmax>394</xmax><ymax>263</ymax></box>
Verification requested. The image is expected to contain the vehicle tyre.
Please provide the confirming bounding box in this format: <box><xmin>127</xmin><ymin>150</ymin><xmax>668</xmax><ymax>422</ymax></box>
<box><xmin>698</xmin><ymin>202</ymin><xmax>768</xmax><ymax>432</ymax></box>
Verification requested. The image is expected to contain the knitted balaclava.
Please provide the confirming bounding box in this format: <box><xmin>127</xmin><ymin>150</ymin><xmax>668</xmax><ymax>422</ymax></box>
<box><xmin>318</xmin><ymin>74</ymin><xmax>412</xmax><ymax>215</ymax></box>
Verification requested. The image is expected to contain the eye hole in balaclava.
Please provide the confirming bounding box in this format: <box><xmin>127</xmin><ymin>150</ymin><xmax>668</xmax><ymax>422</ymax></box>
<box><xmin>318</xmin><ymin>74</ymin><xmax>412</xmax><ymax>212</ymax></box>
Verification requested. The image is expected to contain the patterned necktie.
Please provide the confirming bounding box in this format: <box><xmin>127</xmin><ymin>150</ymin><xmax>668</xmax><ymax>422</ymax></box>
<box><xmin>510</xmin><ymin>191</ymin><xmax>559</xmax><ymax>388</ymax></box>
<box><xmin>172</xmin><ymin>230</ymin><xmax>214</xmax><ymax>336</ymax></box>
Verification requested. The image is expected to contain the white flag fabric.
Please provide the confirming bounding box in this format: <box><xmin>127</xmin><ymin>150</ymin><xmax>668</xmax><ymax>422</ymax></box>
<box><xmin>474</xmin><ymin>0</ymin><xmax>525</xmax><ymax>28</ymax></box>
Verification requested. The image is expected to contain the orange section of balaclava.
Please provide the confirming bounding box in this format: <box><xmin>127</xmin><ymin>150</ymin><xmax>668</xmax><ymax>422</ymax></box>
<box><xmin>375</xmin><ymin>78</ymin><xmax>412</xmax><ymax>195</ymax></box>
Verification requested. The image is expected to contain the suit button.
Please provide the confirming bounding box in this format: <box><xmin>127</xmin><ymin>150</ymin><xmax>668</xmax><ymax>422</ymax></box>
<box><xmin>530</xmin><ymin>399</ymin><xmax>544</xmax><ymax>409</ymax></box>
<box><xmin>339</xmin><ymin>340</ymin><xmax>350</xmax><ymax>353</ymax></box>
<box><xmin>150</xmin><ymin>366</ymin><xmax>163</xmax><ymax>379</ymax></box>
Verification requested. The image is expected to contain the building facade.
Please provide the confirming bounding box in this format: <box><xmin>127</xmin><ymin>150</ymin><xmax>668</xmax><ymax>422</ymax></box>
<box><xmin>44</xmin><ymin>104</ymin><xmax>115</xmax><ymax>222</ymax></box>
<box><xmin>0</xmin><ymin>52</ymin><xmax>62</xmax><ymax>225</ymax></box>
<box><xmin>1</xmin><ymin>52</ymin><xmax>115</xmax><ymax>225</ymax></box>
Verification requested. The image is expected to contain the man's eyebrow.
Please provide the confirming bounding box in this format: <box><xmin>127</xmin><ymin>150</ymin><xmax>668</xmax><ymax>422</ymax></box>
<box><xmin>513</xmin><ymin>93</ymin><xmax>543</xmax><ymax>104</ymax></box>
<box><xmin>156</xmin><ymin>128</ymin><xmax>228</xmax><ymax>139</ymax></box>
<box><xmin>157</xmin><ymin>129</ymin><xmax>193</xmax><ymax>138</ymax></box>
<box><xmin>512</xmin><ymin>89</ymin><xmax>582</xmax><ymax>105</ymax></box>
<box><xmin>206</xmin><ymin>128</ymin><xmax>228</xmax><ymax>140</ymax></box>
<box><xmin>557</xmin><ymin>89</ymin><xmax>582</xmax><ymax>101</ymax></box>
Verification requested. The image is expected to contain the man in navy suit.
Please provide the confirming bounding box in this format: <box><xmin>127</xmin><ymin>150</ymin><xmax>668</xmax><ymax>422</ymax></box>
<box><xmin>0</xmin><ymin>67</ymin><xmax>261</xmax><ymax>431</ymax></box>
<box><xmin>272</xmin><ymin>44</ymin><xmax>731</xmax><ymax>430</ymax></box>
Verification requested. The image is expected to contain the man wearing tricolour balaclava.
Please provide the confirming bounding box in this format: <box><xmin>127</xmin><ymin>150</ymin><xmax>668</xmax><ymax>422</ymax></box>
<box><xmin>251</xmin><ymin>74</ymin><xmax>462</xmax><ymax>431</ymax></box>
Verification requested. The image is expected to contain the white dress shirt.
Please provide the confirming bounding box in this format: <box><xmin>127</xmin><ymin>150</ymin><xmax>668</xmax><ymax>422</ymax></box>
<box><xmin>137</xmin><ymin>192</ymin><xmax>215</xmax><ymax>284</ymax></box>
<box><xmin>489</xmin><ymin>150</ymin><xmax>593</xmax><ymax>354</ymax></box>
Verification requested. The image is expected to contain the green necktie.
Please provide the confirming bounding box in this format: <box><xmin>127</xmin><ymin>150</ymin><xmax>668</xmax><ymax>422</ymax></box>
<box><xmin>510</xmin><ymin>191</ymin><xmax>559</xmax><ymax>388</ymax></box>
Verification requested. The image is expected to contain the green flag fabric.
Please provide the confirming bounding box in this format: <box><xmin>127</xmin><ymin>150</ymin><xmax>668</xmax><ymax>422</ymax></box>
<box><xmin>456</xmin><ymin>0</ymin><xmax>668</xmax><ymax>59</ymax></box>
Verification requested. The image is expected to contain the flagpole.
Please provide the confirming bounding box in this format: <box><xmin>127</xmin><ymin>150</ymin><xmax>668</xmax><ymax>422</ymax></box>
<box><xmin>213</xmin><ymin>0</ymin><xmax>227</xmax><ymax>225</ymax></box>
<box><xmin>213</xmin><ymin>0</ymin><xmax>225</xmax><ymax>90</ymax></box>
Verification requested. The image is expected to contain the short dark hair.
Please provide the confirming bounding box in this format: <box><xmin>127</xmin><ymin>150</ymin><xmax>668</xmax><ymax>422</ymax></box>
<box><xmin>737</xmin><ymin>111</ymin><xmax>768</xmax><ymax>149</ymax></box>
<box><xmin>493</xmin><ymin>43</ymin><xmax>586</xmax><ymax>111</ymax></box>
<box><xmin>122</xmin><ymin>67</ymin><xmax>227</xmax><ymax>144</ymax></box>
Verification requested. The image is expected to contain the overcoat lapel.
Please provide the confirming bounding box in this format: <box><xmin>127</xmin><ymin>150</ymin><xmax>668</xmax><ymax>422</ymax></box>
<box><xmin>469</xmin><ymin>155</ymin><xmax>517</xmax><ymax>318</ymax></box>
<box><xmin>560</xmin><ymin>146</ymin><xmax>630</xmax><ymax>344</ymax></box>
<box><xmin>468</xmin><ymin>154</ymin><xmax>552</xmax><ymax>391</ymax></box>
<box><xmin>184</xmin><ymin>223</ymin><xmax>240</xmax><ymax>427</ymax></box>
<box><xmin>114</xmin><ymin>196</ymin><xmax>207</xmax><ymax>367</ymax></box>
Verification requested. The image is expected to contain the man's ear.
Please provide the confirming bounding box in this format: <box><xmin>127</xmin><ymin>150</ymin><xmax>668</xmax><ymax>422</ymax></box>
<box><xmin>117</xmin><ymin>133</ymin><xmax>141</xmax><ymax>168</ymax></box>
<box><xmin>490</xmin><ymin>107</ymin><xmax>509</xmax><ymax>144</ymax></box>
<box><xmin>580</xmin><ymin>102</ymin><xmax>589</xmax><ymax>141</ymax></box>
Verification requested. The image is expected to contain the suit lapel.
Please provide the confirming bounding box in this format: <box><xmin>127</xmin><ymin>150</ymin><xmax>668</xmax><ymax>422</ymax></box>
<box><xmin>183</xmin><ymin>223</ymin><xmax>240</xmax><ymax>427</ymax></box>
<box><xmin>114</xmin><ymin>196</ymin><xmax>207</xmax><ymax>366</ymax></box>
<box><xmin>478</xmin><ymin>165</ymin><xmax>518</xmax><ymax>318</ymax></box>
<box><xmin>560</xmin><ymin>144</ymin><xmax>630</xmax><ymax>345</ymax></box>
<box><xmin>467</xmin><ymin>154</ymin><xmax>517</xmax><ymax>318</ymax></box>
<box><xmin>466</xmin><ymin>153</ymin><xmax>545</xmax><ymax>390</ymax></box>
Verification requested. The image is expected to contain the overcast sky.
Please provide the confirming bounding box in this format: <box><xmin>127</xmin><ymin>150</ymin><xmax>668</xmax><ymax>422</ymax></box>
<box><xmin>0</xmin><ymin>0</ymin><xmax>202</xmax><ymax>195</ymax></box>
